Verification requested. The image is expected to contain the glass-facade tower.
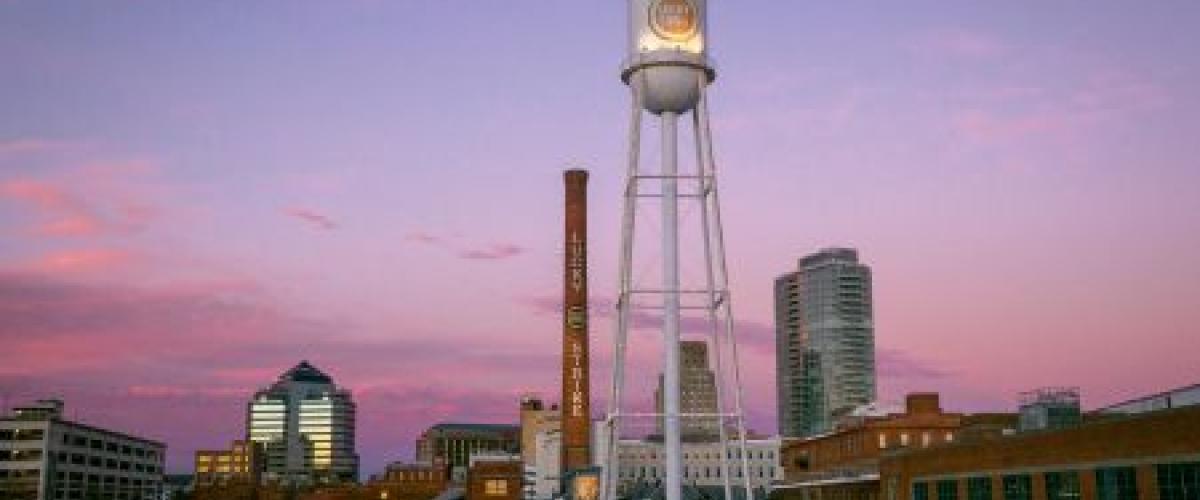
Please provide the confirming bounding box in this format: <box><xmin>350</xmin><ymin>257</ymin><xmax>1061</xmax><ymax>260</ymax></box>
<box><xmin>775</xmin><ymin>248</ymin><xmax>875</xmax><ymax>437</ymax></box>
<box><xmin>247</xmin><ymin>361</ymin><xmax>358</xmax><ymax>485</ymax></box>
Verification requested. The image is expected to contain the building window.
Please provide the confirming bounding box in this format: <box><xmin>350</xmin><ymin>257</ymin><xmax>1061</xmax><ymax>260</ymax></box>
<box><xmin>1045</xmin><ymin>472</ymin><xmax>1081</xmax><ymax>500</ymax></box>
<box><xmin>967</xmin><ymin>477</ymin><xmax>992</xmax><ymax>500</ymax></box>
<box><xmin>1157</xmin><ymin>462</ymin><xmax>1200</xmax><ymax>500</ymax></box>
<box><xmin>900</xmin><ymin>433</ymin><xmax>910</xmax><ymax>446</ymax></box>
<box><xmin>1003</xmin><ymin>475</ymin><xmax>1032</xmax><ymax>500</ymax></box>
<box><xmin>879</xmin><ymin>433</ymin><xmax>887</xmax><ymax>449</ymax></box>
<box><xmin>937</xmin><ymin>480</ymin><xmax>958</xmax><ymax>500</ymax></box>
<box><xmin>484</xmin><ymin>479</ymin><xmax>508</xmax><ymax>496</ymax></box>
<box><xmin>913</xmin><ymin>482</ymin><xmax>929</xmax><ymax>500</ymax></box>
<box><xmin>1096</xmin><ymin>466</ymin><xmax>1138</xmax><ymax>500</ymax></box>
<box><xmin>921</xmin><ymin>432</ymin><xmax>931</xmax><ymax>448</ymax></box>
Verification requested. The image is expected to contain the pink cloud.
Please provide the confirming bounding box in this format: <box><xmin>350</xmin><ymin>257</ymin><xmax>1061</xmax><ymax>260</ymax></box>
<box><xmin>28</xmin><ymin>248</ymin><xmax>135</xmax><ymax>274</ymax></box>
<box><xmin>0</xmin><ymin>138</ymin><xmax>77</xmax><ymax>156</ymax></box>
<box><xmin>953</xmin><ymin>109</ymin><xmax>1071</xmax><ymax>144</ymax></box>
<box><xmin>0</xmin><ymin>272</ymin><xmax>565</xmax><ymax>472</ymax></box>
<box><xmin>0</xmin><ymin>175</ymin><xmax>159</xmax><ymax>237</ymax></box>
<box><xmin>0</xmin><ymin>179</ymin><xmax>105</xmax><ymax>236</ymax></box>
<box><xmin>405</xmin><ymin>231</ymin><xmax>442</xmax><ymax>245</ymax></box>
<box><xmin>284</xmin><ymin>207</ymin><xmax>338</xmax><ymax>230</ymax></box>
<box><xmin>951</xmin><ymin>69</ymin><xmax>1169</xmax><ymax>146</ymax></box>
<box><xmin>459</xmin><ymin>243</ymin><xmax>526</xmax><ymax>260</ymax></box>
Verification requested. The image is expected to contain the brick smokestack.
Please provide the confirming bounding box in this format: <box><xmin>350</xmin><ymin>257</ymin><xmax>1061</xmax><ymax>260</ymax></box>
<box><xmin>562</xmin><ymin>169</ymin><xmax>591</xmax><ymax>471</ymax></box>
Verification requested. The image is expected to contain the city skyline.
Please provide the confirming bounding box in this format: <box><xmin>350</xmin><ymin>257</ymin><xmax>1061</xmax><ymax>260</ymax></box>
<box><xmin>2</xmin><ymin>1</ymin><xmax>1200</xmax><ymax>478</ymax></box>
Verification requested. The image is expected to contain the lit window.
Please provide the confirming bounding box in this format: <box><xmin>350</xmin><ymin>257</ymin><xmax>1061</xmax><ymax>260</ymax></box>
<box><xmin>485</xmin><ymin>479</ymin><xmax>508</xmax><ymax>496</ymax></box>
<box><xmin>945</xmin><ymin>432</ymin><xmax>954</xmax><ymax>443</ymax></box>
<box><xmin>878</xmin><ymin>433</ymin><xmax>887</xmax><ymax>449</ymax></box>
<box><xmin>922</xmin><ymin>432</ymin><xmax>931</xmax><ymax>447</ymax></box>
<box><xmin>900</xmin><ymin>433</ymin><xmax>910</xmax><ymax>446</ymax></box>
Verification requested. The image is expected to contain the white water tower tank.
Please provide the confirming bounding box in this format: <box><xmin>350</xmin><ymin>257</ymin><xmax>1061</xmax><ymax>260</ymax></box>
<box><xmin>622</xmin><ymin>0</ymin><xmax>715</xmax><ymax>115</ymax></box>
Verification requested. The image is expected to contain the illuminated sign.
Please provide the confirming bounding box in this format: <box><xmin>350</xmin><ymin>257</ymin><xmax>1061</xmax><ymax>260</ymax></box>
<box><xmin>566</xmin><ymin>231</ymin><xmax>587</xmax><ymax>419</ymax></box>
<box><xmin>572</xmin><ymin>474</ymin><xmax>600</xmax><ymax>500</ymax></box>
<box><xmin>649</xmin><ymin>0</ymin><xmax>698</xmax><ymax>42</ymax></box>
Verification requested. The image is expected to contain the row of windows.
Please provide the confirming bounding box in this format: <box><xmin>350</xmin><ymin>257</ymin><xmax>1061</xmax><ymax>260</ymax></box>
<box><xmin>51</xmin><ymin>484</ymin><xmax>160</xmax><ymax>500</ymax></box>
<box><xmin>620</xmin><ymin>449</ymin><xmax>776</xmax><ymax>461</ymax></box>
<box><xmin>879</xmin><ymin>431</ymin><xmax>954</xmax><ymax>449</ymax></box>
<box><xmin>0</xmin><ymin>428</ymin><xmax>46</xmax><ymax>441</ymax></box>
<box><xmin>53</xmin><ymin>451</ymin><xmax>162</xmax><ymax>473</ymax></box>
<box><xmin>53</xmin><ymin>471</ymin><xmax>157</xmax><ymax>486</ymax></box>
<box><xmin>0</xmin><ymin>449</ymin><xmax>44</xmax><ymax>461</ymax></box>
<box><xmin>59</xmin><ymin>433</ymin><xmax>159</xmax><ymax>461</ymax></box>
<box><xmin>388</xmin><ymin>469</ymin><xmax>442</xmax><ymax>481</ymax></box>
<box><xmin>619</xmin><ymin>465</ymin><xmax>777</xmax><ymax>480</ymax></box>
<box><xmin>911</xmin><ymin>462</ymin><xmax>1199</xmax><ymax>500</ymax></box>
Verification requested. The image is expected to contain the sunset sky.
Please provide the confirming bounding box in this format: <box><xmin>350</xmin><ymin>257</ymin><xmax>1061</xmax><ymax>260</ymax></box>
<box><xmin>2</xmin><ymin>2</ymin><xmax>1199</xmax><ymax>475</ymax></box>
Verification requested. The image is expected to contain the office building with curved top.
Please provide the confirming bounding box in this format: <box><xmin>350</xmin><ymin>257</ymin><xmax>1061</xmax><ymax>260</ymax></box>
<box><xmin>775</xmin><ymin>248</ymin><xmax>876</xmax><ymax>438</ymax></box>
<box><xmin>246</xmin><ymin>361</ymin><xmax>358</xmax><ymax>485</ymax></box>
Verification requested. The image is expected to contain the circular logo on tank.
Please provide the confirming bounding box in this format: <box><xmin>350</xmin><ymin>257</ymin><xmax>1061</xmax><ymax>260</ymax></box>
<box><xmin>649</xmin><ymin>0</ymin><xmax>698</xmax><ymax>42</ymax></box>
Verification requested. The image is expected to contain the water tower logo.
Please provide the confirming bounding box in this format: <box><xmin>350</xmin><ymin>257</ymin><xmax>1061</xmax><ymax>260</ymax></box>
<box><xmin>649</xmin><ymin>0</ymin><xmax>698</xmax><ymax>42</ymax></box>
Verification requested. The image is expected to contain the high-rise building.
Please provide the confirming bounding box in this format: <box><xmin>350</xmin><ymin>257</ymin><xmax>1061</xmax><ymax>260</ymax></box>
<box><xmin>655</xmin><ymin>341</ymin><xmax>719</xmax><ymax>440</ymax></box>
<box><xmin>246</xmin><ymin>361</ymin><xmax>358</xmax><ymax>485</ymax></box>
<box><xmin>0</xmin><ymin>399</ymin><xmax>165</xmax><ymax>500</ymax></box>
<box><xmin>775</xmin><ymin>248</ymin><xmax>876</xmax><ymax>437</ymax></box>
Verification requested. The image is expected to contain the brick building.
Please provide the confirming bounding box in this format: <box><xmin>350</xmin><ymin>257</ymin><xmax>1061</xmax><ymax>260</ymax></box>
<box><xmin>773</xmin><ymin>394</ymin><xmax>1017</xmax><ymax>500</ymax></box>
<box><xmin>881</xmin><ymin>404</ymin><xmax>1200</xmax><ymax>500</ymax></box>
<box><xmin>365</xmin><ymin>458</ymin><xmax>451</xmax><ymax>500</ymax></box>
<box><xmin>466</xmin><ymin>455</ymin><xmax>523</xmax><ymax>500</ymax></box>
<box><xmin>194</xmin><ymin>440</ymin><xmax>263</xmax><ymax>487</ymax></box>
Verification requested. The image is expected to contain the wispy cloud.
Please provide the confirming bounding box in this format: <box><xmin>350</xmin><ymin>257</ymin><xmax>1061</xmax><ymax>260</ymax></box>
<box><xmin>27</xmin><ymin>248</ymin><xmax>135</xmax><ymax>274</ymax></box>
<box><xmin>405</xmin><ymin>231</ymin><xmax>442</xmax><ymax>245</ymax></box>
<box><xmin>0</xmin><ymin>179</ymin><xmax>106</xmax><ymax>236</ymax></box>
<box><xmin>951</xmin><ymin>68</ymin><xmax>1169</xmax><ymax>146</ymax></box>
<box><xmin>284</xmin><ymin>207</ymin><xmax>338</xmax><ymax>230</ymax></box>
<box><xmin>403</xmin><ymin>231</ymin><xmax>526</xmax><ymax>261</ymax></box>
<box><xmin>0</xmin><ymin>272</ymin><xmax>561</xmax><ymax>470</ymax></box>
<box><xmin>0</xmin><ymin>165</ymin><xmax>160</xmax><ymax>238</ymax></box>
<box><xmin>459</xmin><ymin>243</ymin><xmax>525</xmax><ymax>260</ymax></box>
<box><xmin>0</xmin><ymin>138</ymin><xmax>78</xmax><ymax>156</ymax></box>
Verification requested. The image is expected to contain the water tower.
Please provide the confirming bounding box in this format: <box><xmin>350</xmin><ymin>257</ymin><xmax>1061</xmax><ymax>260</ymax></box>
<box><xmin>601</xmin><ymin>2</ymin><xmax>753</xmax><ymax>500</ymax></box>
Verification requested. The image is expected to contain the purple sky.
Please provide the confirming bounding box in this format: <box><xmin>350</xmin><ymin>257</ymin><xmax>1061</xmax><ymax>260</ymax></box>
<box><xmin>3</xmin><ymin>1</ymin><xmax>1200</xmax><ymax>476</ymax></box>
